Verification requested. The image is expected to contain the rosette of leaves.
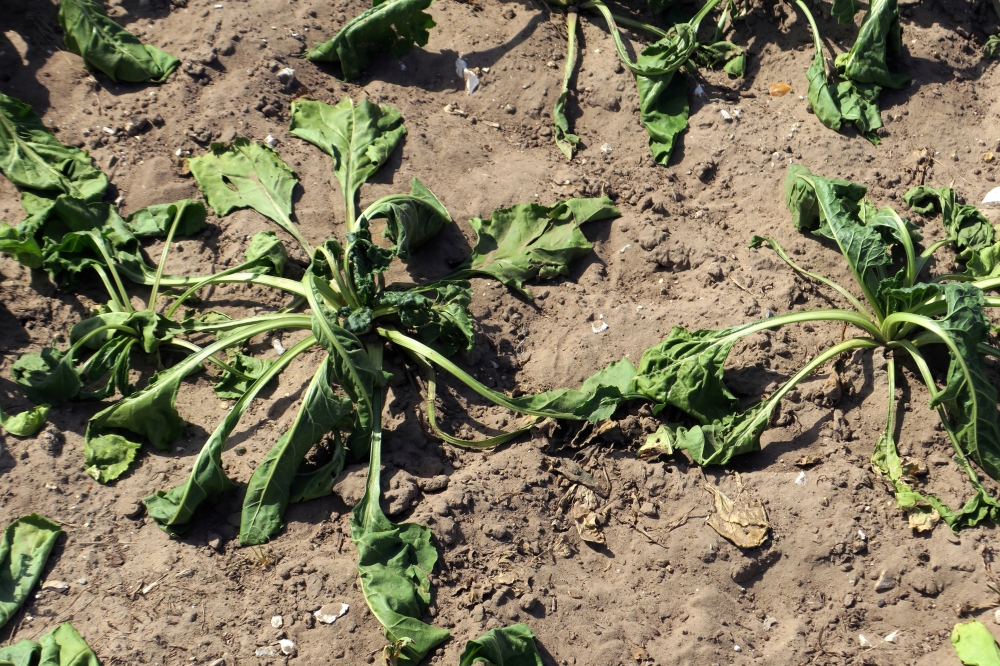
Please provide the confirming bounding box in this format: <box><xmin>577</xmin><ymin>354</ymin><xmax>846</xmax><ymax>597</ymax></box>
<box><xmin>639</xmin><ymin>164</ymin><xmax>1000</xmax><ymax>533</ymax></box>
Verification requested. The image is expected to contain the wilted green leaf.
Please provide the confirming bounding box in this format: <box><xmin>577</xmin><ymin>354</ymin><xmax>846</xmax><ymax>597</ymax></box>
<box><xmin>554</xmin><ymin>11</ymin><xmax>580</xmax><ymax>160</ymax></box>
<box><xmin>835</xmin><ymin>0</ymin><xmax>909</xmax><ymax>90</ymax></box>
<box><xmin>245</xmin><ymin>230</ymin><xmax>287</xmax><ymax>276</ymax></box>
<box><xmin>831</xmin><ymin>0</ymin><xmax>861</xmax><ymax>24</ymax></box>
<box><xmin>510</xmin><ymin>358</ymin><xmax>637</xmax><ymax>423</ymax></box>
<box><xmin>213</xmin><ymin>349</ymin><xmax>274</xmax><ymax>400</ymax></box>
<box><xmin>0</xmin><ymin>514</ymin><xmax>61</xmax><ymax>629</ymax></box>
<box><xmin>59</xmin><ymin>0</ymin><xmax>180</xmax><ymax>83</ymax></box>
<box><xmin>0</xmin><ymin>623</ymin><xmax>100</xmax><ymax>666</ymax></box>
<box><xmin>0</xmin><ymin>404</ymin><xmax>50</xmax><ymax>437</ymax></box>
<box><xmin>11</xmin><ymin>347</ymin><xmax>81</xmax><ymax>406</ymax></box>
<box><xmin>904</xmin><ymin>186</ymin><xmax>995</xmax><ymax>254</ymax></box>
<box><xmin>368</xmin><ymin>178</ymin><xmax>451</xmax><ymax>259</ymax></box>
<box><xmin>377</xmin><ymin>283</ymin><xmax>475</xmax><ymax>357</ymax></box>
<box><xmin>655</xmin><ymin>401</ymin><xmax>774</xmax><ymax>466</ymax></box>
<box><xmin>305</xmin><ymin>0</ymin><xmax>435</xmax><ymax>80</ymax></box>
<box><xmin>126</xmin><ymin>199</ymin><xmax>207</xmax><ymax>238</ymax></box>
<box><xmin>459</xmin><ymin>624</ymin><xmax>543</xmax><ymax>666</ymax></box>
<box><xmin>240</xmin><ymin>359</ymin><xmax>353</xmax><ymax>545</ymax></box>
<box><xmin>0</xmin><ymin>92</ymin><xmax>108</xmax><ymax>202</ymax></box>
<box><xmin>454</xmin><ymin>196</ymin><xmax>620</xmax><ymax>293</ymax></box>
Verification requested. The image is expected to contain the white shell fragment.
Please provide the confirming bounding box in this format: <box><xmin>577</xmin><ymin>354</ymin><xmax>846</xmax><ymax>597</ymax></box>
<box><xmin>255</xmin><ymin>647</ymin><xmax>277</xmax><ymax>657</ymax></box>
<box><xmin>272</xmin><ymin>337</ymin><xmax>285</xmax><ymax>354</ymax></box>
<box><xmin>455</xmin><ymin>57</ymin><xmax>467</xmax><ymax>78</ymax></box>
<box><xmin>41</xmin><ymin>580</ymin><xmax>70</xmax><ymax>593</ymax></box>
<box><xmin>983</xmin><ymin>186</ymin><xmax>1000</xmax><ymax>204</ymax></box>
<box><xmin>720</xmin><ymin>109</ymin><xmax>732</xmax><ymax>122</ymax></box>
<box><xmin>601</xmin><ymin>143</ymin><xmax>613</xmax><ymax>154</ymax></box>
<box><xmin>795</xmin><ymin>471</ymin><xmax>807</xmax><ymax>486</ymax></box>
<box><xmin>265</xmin><ymin>135</ymin><xmax>279</xmax><ymax>148</ymax></box>
<box><xmin>278</xmin><ymin>639</ymin><xmax>296</xmax><ymax>656</ymax></box>
<box><xmin>859</xmin><ymin>634</ymin><xmax>871</xmax><ymax>648</ymax></box>
<box><xmin>314</xmin><ymin>603</ymin><xmax>349</xmax><ymax>624</ymax></box>
<box><xmin>884</xmin><ymin>630</ymin><xmax>900</xmax><ymax>643</ymax></box>
<box><xmin>277</xmin><ymin>67</ymin><xmax>296</xmax><ymax>85</ymax></box>
<box><xmin>591</xmin><ymin>321</ymin><xmax>608</xmax><ymax>334</ymax></box>
<box><xmin>464</xmin><ymin>68</ymin><xmax>480</xmax><ymax>95</ymax></box>
<box><xmin>270</xmin><ymin>615</ymin><xmax>283</xmax><ymax>628</ymax></box>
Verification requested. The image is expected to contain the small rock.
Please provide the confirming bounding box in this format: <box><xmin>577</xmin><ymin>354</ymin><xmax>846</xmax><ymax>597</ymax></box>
<box><xmin>126</xmin><ymin>115</ymin><xmax>150</xmax><ymax>136</ymax></box>
<box><xmin>271</xmin><ymin>615</ymin><xmax>283</xmax><ymax>628</ymax></box>
<box><xmin>314</xmin><ymin>603</ymin><xmax>349</xmax><ymax>624</ymax></box>
<box><xmin>994</xmin><ymin>608</ymin><xmax>1000</xmax><ymax>625</ymax></box>
<box><xmin>207</xmin><ymin>659</ymin><xmax>225</xmax><ymax>666</ymax></box>
<box><xmin>843</xmin><ymin>593</ymin><xmax>855</xmax><ymax>608</ymax></box>
<box><xmin>504</xmin><ymin>104</ymin><xmax>516</xmax><ymax>115</ymax></box>
<box><xmin>639</xmin><ymin>502</ymin><xmax>658</xmax><ymax>518</ymax></box>
<box><xmin>278</xmin><ymin>639</ymin><xmax>295</xmax><ymax>656</ymax></box>
<box><xmin>601</xmin><ymin>142</ymin><xmax>613</xmax><ymax>154</ymax></box>
<box><xmin>471</xmin><ymin>604</ymin><xmax>485</xmax><ymax>622</ymax></box>
<box><xmin>265</xmin><ymin>135</ymin><xmax>279</xmax><ymax>148</ymax></box>
<box><xmin>123</xmin><ymin>502</ymin><xmax>145</xmax><ymax>520</ymax></box>
<box><xmin>39</xmin><ymin>428</ymin><xmax>63</xmax><ymax>456</ymax></box>
<box><xmin>874</xmin><ymin>570</ymin><xmax>896</xmax><ymax>592</ymax></box>
<box><xmin>277</xmin><ymin>67</ymin><xmax>296</xmax><ymax>85</ymax></box>
<box><xmin>302</xmin><ymin>612</ymin><xmax>315</xmax><ymax>628</ymax></box>
<box><xmin>151</xmin><ymin>113</ymin><xmax>165</xmax><ymax>127</ymax></box>
<box><xmin>254</xmin><ymin>647</ymin><xmax>277</xmax><ymax>657</ymax></box>
<box><xmin>206</xmin><ymin>532</ymin><xmax>222</xmax><ymax>551</ymax></box>
<box><xmin>518</xmin><ymin>594</ymin><xmax>538</xmax><ymax>612</ymax></box>
<box><xmin>41</xmin><ymin>580</ymin><xmax>70</xmax><ymax>593</ymax></box>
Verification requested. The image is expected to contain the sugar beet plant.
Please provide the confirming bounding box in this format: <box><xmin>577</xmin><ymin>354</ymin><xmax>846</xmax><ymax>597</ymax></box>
<box><xmin>638</xmin><ymin>165</ymin><xmax>1000</xmax><ymax>531</ymax></box>
<box><xmin>0</xmin><ymin>91</ymin><xmax>628</xmax><ymax>663</ymax></box>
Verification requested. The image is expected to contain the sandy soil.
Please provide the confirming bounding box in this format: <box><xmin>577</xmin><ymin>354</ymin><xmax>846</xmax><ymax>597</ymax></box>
<box><xmin>4</xmin><ymin>0</ymin><xmax>1000</xmax><ymax>664</ymax></box>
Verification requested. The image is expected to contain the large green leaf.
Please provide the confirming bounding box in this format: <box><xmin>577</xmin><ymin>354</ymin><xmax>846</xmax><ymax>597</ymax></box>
<box><xmin>831</xmin><ymin>0</ymin><xmax>861</xmax><ymax>23</ymax></box>
<box><xmin>952</xmin><ymin>621</ymin><xmax>1000</xmax><ymax>666</ymax></box>
<box><xmin>804</xmin><ymin>31</ymin><xmax>843</xmax><ymax>133</ymax></box>
<box><xmin>58</xmin><ymin>0</ymin><xmax>180</xmax><ymax>83</ymax></box>
<box><xmin>0</xmin><ymin>623</ymin><xmax>99</xmax><ymax>666</ymax></box>
<box><xmin>0</xmin><ymin>640</ymin><xmax>38</xmax><ymax>666</ymax></box>
<box><xmin>188</xmin><ymin>138</ymin><xmax>304</xmax><ymax>247</ymax></box>
<box><xmin>240</xmin><ymin>359</ymin><xmax>353</xmax><ymax>545</ymax></box>
<box><xmin>453</xmin><ymin>196</ymin><xmax>620</xmax><ymax>293</ymax></box>
<box><xmin>0</xmin><ymin>404</ymin><xmax>50</xmax><ymax>438</ymax></box>
<box><xmin>352</xmin><ymin>385</ymin><xmax>449</xmax><ymax>665</ymax></box>
<box><xmin>459</xmin><ymin>624</ymin><xmax>543</xmax><ymax>666</ymax></box>
<box><xmin>631</xmin><ymin>325</ymin><xmax>750</xmax><ymax>423</ymax></box>
<box><xmin>635</xmin><ymin>70</ymin><xmax>689</xmax><ymax>167</ymax></box>
<box><xmin>126</xmin><ymin>199</ymin><xmax>207</xmax><ymax>239</ymax></box>
<box><xmin>0</xmin><ymin>514</ymin><xmax>61</xmax><ymax>629</ymax></box>
<box><xmin>510</xmin><ymin>358</ymin><xmax>638</xmax><ymax>423</ymax></box>
<box><xmin>367</xmin><ymin>178</ymin><xmax>451</xmax><ymax>259</ymax></box>
<box><xmin>305</xmin><ymin>0</ymin><xmax>435</xmax><ymax>80</ymax></box>
<box><xmin>0</xmin><ymin>92</ymin><xmax>107</xmax><ymax>202</ymax></box>
<box><xmin>289</xmin><ymin>97</ymin><xmax>405</xmax><ymax>223</ymax></box>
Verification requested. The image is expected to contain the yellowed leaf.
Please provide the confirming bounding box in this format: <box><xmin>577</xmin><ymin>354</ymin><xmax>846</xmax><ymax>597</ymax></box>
<box><xmin>908</xmin><ymin>509</ymin><xmax>940</xmax><ymax>533</ymax></box>
<box><xmin>704</xmin><ymin>483</ymin><xmax>769</xmax><ymax>548</ymax></box>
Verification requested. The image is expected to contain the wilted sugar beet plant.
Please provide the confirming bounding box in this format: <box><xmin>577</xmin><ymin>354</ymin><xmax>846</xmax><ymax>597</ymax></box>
<box><xmin>639</xmin><ymin>165</ymin><xmax>1000</xmax><ymax>531</ymax></box>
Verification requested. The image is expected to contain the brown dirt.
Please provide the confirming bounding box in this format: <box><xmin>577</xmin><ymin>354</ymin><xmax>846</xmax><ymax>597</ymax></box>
<box><xmin>3</xmin><ymin>0</ymin><xmax>1000</xmax><ymax>664</ymax></box>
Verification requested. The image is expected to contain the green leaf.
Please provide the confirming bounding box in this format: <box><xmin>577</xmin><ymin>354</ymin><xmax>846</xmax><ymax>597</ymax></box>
<box><xmin>84</xmin><ymin>368</ymin><xmax>185</xmax><ymax>482</ymax></box>
<box><xmin>835</xmin><ymin>0</ymin><xmax>910</xmax><ymax>90</ymax></box>
<box><xmin>126</xmin><ymin>199</ymin><xmax>207</xmax><ymax>238</ymax></box>
<box><xmin>377</xmin><ymin>284</ymin><xmax>475</xmax><ymax>356</ymax></box>
<box><xmin>693</xmin><ymin>42</ymin><xmax>745</xmax><ymax>77</ymax></box>
<box><xmin>986</xmin><ymin>35</ymin><xmax>1000</xmax><ymax>59</ymax></box>
<box><xmin>38</xmin><ymin>622</ymin><xmax>101</xmax><ymax>666</ymax></box>
<box><xmin>831</xmin><ymin>0</ymin><xmax>861</xmax><ymax>24</ymax></box>
<box><xmin>347</xmin><ymin>220</ymin><xmax>395</xmax><ymax>305</ymax></box>
<box><xmin>0</xmin><ymin>223</ymin><xmax>42</xmax><ymax>268</ymax></box>
<box><xmin>368</xmin><ymin>178</ymin><xmax>451</xmax><ymax>259</ymax></box>
<box><xmin>11</xmin><ymin>347</ymin><xmax>82</xmax><ymax>406</ymax></box>
<box><xmin>904</xmin><ymin>186</ymin><xmax>995</xmax><ymax>254</ymax></box>
<box><xmin>188</xmin><ymin>138</ymin><xmax>305</xmax><ymax>247</ymax></box>
<box><xmin>510</xmin><ymin>358</ymin><xmax>637</xmax><ymax>423</ymax></box>
<box><xmin>635</xmin><ymin>70</ymin><xmax>689</xmax><ymax>166</ymax></box>
<box><xmin>213</xmin><ymin>349</ymin><xmax>274</xmax><ymax>400</ymax></box>
<box><xmin>784</xmin><ymin>165</ymin><xmax>867</xmax><ymax>232</ymax></box>
<box><xmin>245</xmin><ymin>230</ymin><xmax>287</xmax><ymax>276</ymax></box>
<box><xmin>632</xmin><ymin>325</ymin><xmax>749</xmax><ymax>423</ymax></box>
<box><xmin>0</xmin><ymin>514</ymin><xmax>61</xmax><ymax>629</ymax></box>
<box><xmin>0</xmin><ymin>640</ymin><xmax>39</xmax><ymax>666</ymax></box>
<box><xmin>305</xmin><ymin>0</ymin><xmax>435</xmax><ymax>81</ymax></box>
<box><xmin>0</xmin><ymin>404</ymin><xmax>50</xmax><ymax>437</ymax></box>
<box><xmin>0</xmin><ymin>92</ymin><xmax>108</xmax><ymax>202</ymax></box>
<box><xmin>655</xmin><ymin>401</ymin><xmax>773</xmax><ymax>466</ymax></box>
<box><xmin>58</xmin><ymin>0</ymin><xmax>180</xmax><ymax>83</ymax></box>
<box><xmin>553</xmin><ymin>11</ymin><xmax>580</xmax><ymax>160</ymax></box>
<box><xmin>352</xmin><ymin>384</ymin><xmax>449</xmax><ymax>665</ymax></box>
<box><xmin>952</xmin><ymin>621</ymin><xmax>1000</xmax><ymax>666</ymax></box>
<box><xmin>455</xmin><ymin>196</ymin><xmax>620</xmax><ymax>293</ymax></box>
<box><xmin>289</xmin><ymin>97</ymin><xmax>406</xmax><ymax>223</ymax></box>
<box><xmin>932</xmin><ymin>284</ymin><xmax>1000</xmax><ymax>482</ymax></box>
<box><xmin>459</xmin><ymin>624</ymin><xmax>543</xmax><ymax>666</ymax></box>
<box><xmin>240</xmin><ymin>359</ymin><xmax>354</xmax><ymax>545</ymax></box>
<box><xmin>805</xmin><ymin>39</ymin><xmax>843</xmax><ymax>133</ymax></box>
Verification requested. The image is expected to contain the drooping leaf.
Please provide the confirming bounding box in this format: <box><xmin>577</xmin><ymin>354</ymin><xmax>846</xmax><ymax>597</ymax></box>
<box><xmin>804</xmin><ymin>34</ymin><xmax>843</xmax><ymax>133</ymax></box>
<box><xmin>904</xmin><ymin>186</ymin><xmax>995</xmax><ymax>254</ymax></box>
<box><xmin>145</xmin><ymin>336</ymin><xmax>311</xmax><ymax>534</ymax></box>
<box><xmin>0</xmin><ymin>92</ymin><xmax>108</xmax><ymax>202</ymax></box>
<box><xmin>11</xmin><ymin>347</ymin><xmax>81</xmax><ymax>406</ymax></box>
<box><xmin>368</xmin><ymin>178</ymin><xmax>451</xmax><ymax>259</ymax></box>
<box><xmin>454</xmin><ymin>196</ymin><xmax>620</xmax><ymax>294</ymax></box>
<box><xmin>188</xmin><ymin>138</ymin><xmax>303</xmax><ymax>244</ymax></box>
<box><xmin>126</xmin><ymin>199</ymin><xmax>207</xmax><ymax>238</ymax></box>
<box><xmin>240</xmin><ymin>359</ymin><xmax>354</xmax><ymax>545</ymax></box>
<box><xmin>289</xmin><ymin>97</ymin><xmax>406</xmax><ymax>222</ymax></box>
<box><xmin>58</xmin><ymin>0</ymin><xmax>180</xmax><ymax>83</ymax></box>
<box><xmin>0</xmin><ymin>639</ymin><xmax>38</xmax><ymax>666</ymax></box>
<box><xmin>835</xmin><ymin>0</ymin><xmax>909</xmax><ymax>90</ymax></box>
<box><xmin>952</xmin><ymin>621</ymin><xmax>1000</xmax><ymax>666</ymax></box>
<box><xmin>213</xmin><ymin>349</ymin><xmax>274</xmax><ymax>400</ymax></box>
<box><xmin>0</xmin><ymin>223</ymin><xmax>42</xmax><ymax>268</ymax></box>
<box><xmin>346</xmin><ymin>220</ymin><xmax>396</xmax><ymax>305</ymax></box>
<box><xmin>784</xmin><ymin>165</ymin><xmax>867</xmax><ymax>232</ymax></box>
<box><xmin>553</xmin><ymin>11</ymin><xmax>580</xmax><ymax>160</ymax></box>
<box><xmin>635</xmin><ymin>70</ymin><xmax>689</xmax><ymax>167</ymax></box>
<box><xmin>244</xmin><ymin>230</ymin><xmax>288</xmax><ymax>276</ymax></box>
<box><xmin>305</xmin><ymin>0</ymin><xmax>436</xmax><ymax>80</ymax></box>
<box><xmin>0</xmin><ymin>623</ymin><xmax>99</xmax><ymax>666</ymax></box>
<box><xmin>352</xmin><ymin>388</ymin><xmax>450</xmax><ymax>665</ymax></box>
<box><xmin>458</xmin><ymin>624</ymin><xmax>543</xmax><ymax>666</ymax></box>
<box><xmin>510</xmin><ymin>358</ymin><xmax>638</xmax><ymax>423</ymax></box>
<box><xmin>0</xmin><ymin>514</ymin><xmax>62</xmax><ymax>629</ymax></box>
<box><xmin>0</xmin><ymin>404</ymin><xmax>50</xmax><ymax>437</ymax></box>
<box><xmin>656</xmin><ymin>401</ymin><xmax>774</xmax><ymax>466</ymax></box>
<box><xmin>692</xmin><ymin>41</ymin><xmax>745</xmax><ymax>78</ymax></box>
<box><xmin>932</xmin><ymin>284</ymin><xmax>1000</xmax><ymax>482</ymax></box>
<box><xmin>831</xmin><ymin>0</ymin><xmax>862</xmax><ymax>24</ymax></box>
<box><xmin>631</xmin><ymin>325</ymin><xmax>750</xmax><ymax>423</ymax></box>
<box><xmin>377</xmin><ymin>283</ymin><xmax>475</xmax><ymax>357</ymax></box>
